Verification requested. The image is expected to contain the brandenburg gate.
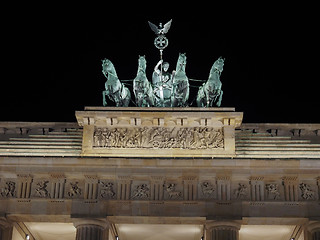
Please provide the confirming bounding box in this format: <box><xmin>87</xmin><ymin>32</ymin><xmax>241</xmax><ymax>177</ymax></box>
<box><xmin>0</xmin><ymin>107</ymin><xmax>320</xmax><ymax>240</ymax></box>
<box><xmin>1</xmin><ymin>19</ymin><xmax>320</xmax><ymax>240</ymax></box>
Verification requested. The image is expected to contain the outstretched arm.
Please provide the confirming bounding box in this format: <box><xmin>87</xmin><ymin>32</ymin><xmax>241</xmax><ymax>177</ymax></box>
<box><xmin>154</xmin><ymin>59</ymin><xmax>163</xmax><ymax>74</ymax></box>
<box><xmin>171</xmin><ymin>70</ymin><xmax>176</xmax><ymax>80</ymax></box>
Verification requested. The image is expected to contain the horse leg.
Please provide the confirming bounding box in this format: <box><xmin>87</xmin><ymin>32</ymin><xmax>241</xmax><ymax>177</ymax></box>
<box><xmin>102</xmin><ymin>90</ymin><xmax>108</xmax><ymax>106</ymax></box>
<box><xmin>216</xmin><ymin>90</ymin><xmax>223</xmax><ymax>107</ymax></box>
<box><xmin>171</xmin><ymin>96</ymin><xmax>177</xmax><ymax>107</ymax></box>
<box><xmin>123</xmin><ymin>89</ymin><xmax>131</xmax><ymax>107</ymax></box>
<box><xmin>196</xmin><ymin>87</ymin><xmax>201</xmax><ymax>107</ymax></box>
<box><xmin>183</xmin><ymin>86</ymin><xmax>189</xmax><ymax>107</ymax></box>
<box><xmin>148</xmin><ymin>91</ymin><xmax>155</xmax><ymax>107</ymax></box>
<box><xmin>196</xmin><ymin>90</ymin><xmax>202</xmax><ymax>107</ymax></box>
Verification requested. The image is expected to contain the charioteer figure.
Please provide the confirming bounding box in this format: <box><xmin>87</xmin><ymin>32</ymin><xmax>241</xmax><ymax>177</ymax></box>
<box><xmin>152</xmin><ymin>59</ymin><xmax>175</xmax><ymax>107</ymax></box>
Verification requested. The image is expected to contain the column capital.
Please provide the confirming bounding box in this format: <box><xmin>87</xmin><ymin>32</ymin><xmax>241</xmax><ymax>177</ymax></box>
<box><xmin>73</xmin><ymin>218</ymin><xmax>109</xmax><ymax>230</ymax></box>
<box><xmin>73</xmin><ymin>218</ymin><xmax>110</xmax><ymax>240</ymax></box>
<box><xmin>0</xmin><ymin>217</ymin><xmax>13</xmax><ymax>240</ymax></box>
<box><xmin>205</xmin><ymin>220</ymin><xmax>241</xmax><ymax>231</ymax></box>
<box><xmin>307</xmin><ymin>221</ymin><xmax>320</xmax><ymax>233</ymax></box>
<box><xmin>0</xmin><ymin>217</ymin><xmax>12</xmax><ymax>229</ymax></box>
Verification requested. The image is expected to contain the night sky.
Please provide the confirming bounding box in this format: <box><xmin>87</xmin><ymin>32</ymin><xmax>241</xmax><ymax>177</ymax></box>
<box><xmin>2</xmin><ymin>5</ymin><xmax>318</xmax><ymax>123</ymax></box>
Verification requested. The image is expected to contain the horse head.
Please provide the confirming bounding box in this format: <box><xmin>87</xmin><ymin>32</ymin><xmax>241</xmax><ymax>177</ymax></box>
<box><xmin>137</xmin><ymin>55</ymin><xmax>147</xmax><ymax>73</ymax></box>
<box><xmin>102</xmin><ymin>58</ymin><xmax>117</xmax><ymax>78</ymax></box>
<box><xmin>176</xmin><ymin>53</ymin><xmax>187</xmax><ymax>72</ymax></box>
<box><xmin>212</xmin><ymin>57</ymin><xmax>225</xmax><ymax>73</ymax></box>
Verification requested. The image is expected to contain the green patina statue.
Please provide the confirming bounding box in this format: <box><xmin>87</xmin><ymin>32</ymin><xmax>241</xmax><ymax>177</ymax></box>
<box><xmin>133</xmin><ymin>56</ymin><xmax>155</xmax><ymax>107</ymax></box>
<box><xmin>171</xmin><ymin>53</ymin><xmax>189</xmax><ymax>107</ymax></box>
<box><xmin>101</xmin><ymin>55</ymin><xmax>224</xmax><ymax>108</ymax></box>
<box><xmin>101</xmin><ymin>20</ymin><xmax>224</xmax><ymax>108</ymax></box>
<box><xmin>196</xmin><ymin>57</ymin><xmax>224</xmax><ymax>107</ymax></box>
<box><xmin>102</xmin><ymin>59</ymin><xmax>131</xmax><ymax>107</ymax></box>
<box><xmin>152</xmin><ymin>59</ymin><xmax>175</xmax><ymax>107</ymax></box>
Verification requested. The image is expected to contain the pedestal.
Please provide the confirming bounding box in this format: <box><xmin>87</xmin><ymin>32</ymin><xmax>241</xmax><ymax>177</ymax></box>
<box><xmin>76</xmin><ymin>107</ymin><xmax>243</xmax><ymax>158</ymax></box>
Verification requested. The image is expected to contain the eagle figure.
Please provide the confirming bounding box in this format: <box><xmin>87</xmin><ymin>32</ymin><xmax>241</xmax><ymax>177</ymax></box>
<box><xmin>148</xmin><ymin>19</ymin><xmax>172</xmax><ymax>35</ymax></box>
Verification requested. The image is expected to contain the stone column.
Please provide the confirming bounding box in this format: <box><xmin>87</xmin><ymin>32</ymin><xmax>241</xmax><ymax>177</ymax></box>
<box><xmin>73</xmin><ymin>219</ymin><xmax>109</xmax><ymax>240</ymax></box>
<box><xmin>205</xmin><ymin>221</ymin><xmax>241</xmax><ymax>240</ymax></box>
<box><xmin>0</xmin><ymin>218</ymin><xmax>13</xmax><ymax>240</ymax></box>
<box><xmin>307</xmin><ymin>222</ymin><xmax>320</xmax><ymax>240</ymax></box>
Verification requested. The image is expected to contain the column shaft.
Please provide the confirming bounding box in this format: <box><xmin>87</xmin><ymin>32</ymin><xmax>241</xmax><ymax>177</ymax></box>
<box><xmin>313</xmin><ymin>231</ymin><xmax>320</xmax><ymax>240</ymax></box>
<box><xmin>76</xmin><ymin>225</ymin><xmax>105</xmax><ymax>240</ymax></box>
<box><xmin>211</xmin><ymin>228</ymin><xmax>238</xmax><ymax>240</ymax></box>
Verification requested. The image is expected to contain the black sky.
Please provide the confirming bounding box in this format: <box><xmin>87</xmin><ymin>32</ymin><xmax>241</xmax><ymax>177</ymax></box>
<box><xmin>1</xmin><ymin>5</ymin><xmax>319</xmax><ymax>123</ymax></box>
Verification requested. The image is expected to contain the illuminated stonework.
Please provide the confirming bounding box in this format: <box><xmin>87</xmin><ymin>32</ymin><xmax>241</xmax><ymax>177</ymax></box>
<box><xmin>76</xmin><ymin>107</ymin><xmax>242</xmax><ymax>157</ymax></box>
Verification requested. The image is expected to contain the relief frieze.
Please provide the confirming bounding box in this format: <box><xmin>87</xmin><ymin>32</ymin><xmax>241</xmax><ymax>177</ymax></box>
<box><xmin>0</xmin><ymin>176</ymin><xmax>319</xmax><ymax>203</ymax></box>
<box><xmin>93</xmin><ymin>127</ymin><xmax>224</xmax><ymax>149</ymax></box>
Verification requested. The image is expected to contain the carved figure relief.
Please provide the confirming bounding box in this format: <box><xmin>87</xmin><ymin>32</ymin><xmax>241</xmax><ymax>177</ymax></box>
<box><xmin>132</xmin><ymin>184</ymin><xmax>149</xmax><ymax>200</ymax></box>
<box><xmin>67</xmin><ymin>182</ymin><xmax>82</xmax><ymax>198</ymax></box>
<box><xmin>234</xmin><ymin>183</ymin><xmax>248</xmax><ymax>199</ymax></box>
<box><xmin>299</xmin><ymin>183</ymin><xmax>315</xmax><ymax>200</ymax></box>
<box><xmin>100</xmin><ymin>182</ymin><xmax>116</xmax><ymax>199</ymax></box>
<box><xmin>1</xmin><ymin>181</ymin><xmax>16</xmax><ymax>197</ymax></box>
<box><xmin>265</xmin><ymin>183</ymin><xmax>280</xmax><ymax>200</ymax></box>
<box><xmin>164</xmin><ymin>183</ymin><xmax>182</xmax><ymax>199</ymax></box>
<box><xmin>93</xmin><ymin>127</ymin><xmax>224</xmax><ymax>149</ymax></box>
<box><xmin>201</xmin><ymin>181</ymin><xmax>215</xmax><ymax>198</ymax></box>
<box><xmin>34</xmin><ymin>180</ymin><xmax>49</xmax><ymax>198</ymax></box>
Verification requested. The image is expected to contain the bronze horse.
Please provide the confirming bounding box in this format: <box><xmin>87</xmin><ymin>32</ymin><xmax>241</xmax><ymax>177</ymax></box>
<box><xmin>102</xmin><ymin>59</ymin><xmax>131</xmax><ymax>107</ymax></box>
<box><xmin>196</xmin><ymin>57</ymin><xmax>224</xmax><ymax>107</ymax></box>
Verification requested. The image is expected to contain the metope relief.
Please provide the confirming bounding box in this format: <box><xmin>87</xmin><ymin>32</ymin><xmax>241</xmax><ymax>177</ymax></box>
<box><xmin>34</xmin><ymin>180</ymin><xmax>49</xmax><ymax>198</ymax></box>
<box><xmin>200</xmin><ymin>181</ymin><xmax>216</xmax><ymax>199</ymax></box>
<box><xmin>164</xmin><ymin>183</ymin><xmax>183</xmax><ymax>200</ymax></box>
<box><xmin>234</xmin><ymin>183</ymin><xmax>248</xmax><ymax>200</ymax></box>
<box><xmin>131</xmin><ymin>184</ymin><xmax>150</xmax><ymax>200</ymax></box>
<box><xmin>93</xmin><ymin>127</ymin><xmax>224</xmax><ymax>149</ymax></box>
<box><xmin>0</xmin><ymin>181</ymin><xmax>16</xmax><ymax>198</ymax></box>
<box><xmin>265</xmin><ymin>183</ymin><xmax>281</xmax><ymax>200</ymax></box>
<box><xmin>299</xmin><ymin>183</ymin><xmax>315</xmax><ymax>200</ymax></box>
<box><xmin>67</xmin><ymin>181</ymin><xmax>82</xmax><ymax>198</ymax></box>
<box><xmin>99</xmin><ymin>181</ymin><xmax>116</xmax><ymax>199</ymax></box>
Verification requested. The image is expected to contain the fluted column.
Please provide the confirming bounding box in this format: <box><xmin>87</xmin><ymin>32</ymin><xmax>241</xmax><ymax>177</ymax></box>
<box><xmin>74</xmin><ymin>219</ymin><xmax>109</xmax><ymax>240</ymax></box>
<box><xmin>206</xmin><ymin>221</ymin><xmax>241</xmax><ymax>240</ymax></box>
<box><xmin>0</xmin><ymin>218</ymin><xmax>13</xmax><ymax>240</ymax></box>
<box><xmin>307</xmin><ymin>222</ymin><xmax>320</xmax><ymax>240</ymax></box>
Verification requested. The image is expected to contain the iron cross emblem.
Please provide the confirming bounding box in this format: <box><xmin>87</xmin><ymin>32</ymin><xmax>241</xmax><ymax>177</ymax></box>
<box><xmin>154</xmin><ymin>35</ymin><xmax>168</xmax><ymax>50</ymax></box>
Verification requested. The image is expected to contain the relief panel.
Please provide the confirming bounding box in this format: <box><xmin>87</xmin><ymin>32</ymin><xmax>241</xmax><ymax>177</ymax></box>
<box><xmin>76</xmin><ymin>108</ymin><xmax>243</xmax><ymax>157</ymax></box>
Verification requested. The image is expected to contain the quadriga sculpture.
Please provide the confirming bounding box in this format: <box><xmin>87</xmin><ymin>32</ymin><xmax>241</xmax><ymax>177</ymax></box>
<box><xmin>102</xmin><ymin>59</ymin><xmax>131</xmax><ymax>107</ymax></box>
<box><xmin>101</xmin><ymin>55</ymin><xmax>224</xmax><ymax>108</ymax></box>
<box><xmin>196</xmin><ymin>57</ymin><xmax>224</xmax><ymax>107</ymax></box>
<box><xmin>133</xmin><ymin>56</ymin><xmax>155</xmax><ymax>107</ymax></box>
